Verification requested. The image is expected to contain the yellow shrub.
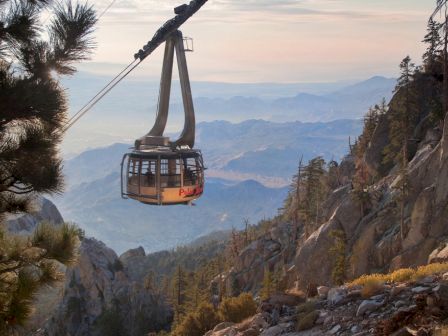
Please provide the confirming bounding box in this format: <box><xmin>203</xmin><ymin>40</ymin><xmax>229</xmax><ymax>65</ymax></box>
<box><xmin>348</xmin><ymin>263</ymin><xmax>448</xmax><ymax>288</ymax></box>
<box><xmin>412</xmin><ymin>263</ymin><xmax>448</xmax><ymax>281</ymax></box>
<box><xmin>349</xmin><ymin>273</ymin><xmax>387</xmax><ymax>287</ymax></box>
<box><xmin>361</xmin><ymin>280</ymin><xmax>384</xmax><ymax>298</ymax></box>
<box><xmin>389</xmin><ymin>268</ymin><xmax>414</xmax><ymax>283</ymax></box>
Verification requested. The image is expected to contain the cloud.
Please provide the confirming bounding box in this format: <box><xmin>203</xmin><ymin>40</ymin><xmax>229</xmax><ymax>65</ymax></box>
<box><xmin>93</xmin><ymin>0</ymin><xmax>428</xmax><ymax>26</ymax></box>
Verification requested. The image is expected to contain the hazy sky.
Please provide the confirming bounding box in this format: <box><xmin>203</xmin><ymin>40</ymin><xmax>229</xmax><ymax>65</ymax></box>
<box><xmin>78</xmin><ymin>0</ymin><xmax>435</xmax><ymax>83</ymax></box>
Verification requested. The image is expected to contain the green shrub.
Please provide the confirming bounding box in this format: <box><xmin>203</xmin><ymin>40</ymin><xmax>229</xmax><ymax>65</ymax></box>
<box><xmin>219</xmin><ymin>293</ymin><xmax>257</xmax><ymax>323</ymax></box>
<box><xmin>297</xmin><ymin>310</ymin><xmax>319</xmax><ymax>331</ymax></box>
<box><xmin>296</xmin><ymin>301</ymin><xmax>316</xmax><ymax>314</ymax></box>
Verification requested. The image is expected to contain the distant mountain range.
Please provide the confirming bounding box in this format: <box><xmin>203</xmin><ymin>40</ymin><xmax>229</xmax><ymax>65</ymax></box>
<box><xmin>56</xmin><ymin>118</ymin><xmax>362</xmax><ymax>253</ymax></box>
<box><xmin>63</xmin><ymin>119</ymin><xmax>362</xmax><ymax>189</ymax></box>
<box><xmin>54</xmin><ymin>175</ymin><xmax>288</xmax><ymax>254</ymax></box>
<box><xmin>61</xmin><ymin>75</ymin><xmax>394</xmax><ymax>154</ymax></box>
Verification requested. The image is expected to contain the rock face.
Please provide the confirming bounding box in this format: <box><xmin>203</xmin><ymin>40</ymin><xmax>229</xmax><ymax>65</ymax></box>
<box><xmin>5</xmin><ymin>196</ymin><xmax>64</xmax><ymax>234</ymax></box>
<box><xmin>45</xmin><ymin>238</ymin><xmax>171</xmax><ymax>336</ymax></box>
<box><xmin>223</xmin><ymin>76</ymin><xmax>448</xmax><ymax>295</ymax></box>
<box><xmin>293</xmin><ymin>117</ymin><xmax>448</xmax><ymax>288</ymax></box>
<box><xmin>4</xmin><ymin>197</ymin><xmax>171</xmax><ymax>336</ymax></box>
<box><xmin>3</xmin><ymin>197</ymin><xmax>66</xmax><ymax>334</ymax></box>
<box><xmin>222</xmin><ymin>222</ymin><xmax>298</xmax><ymax>294</ymax></box>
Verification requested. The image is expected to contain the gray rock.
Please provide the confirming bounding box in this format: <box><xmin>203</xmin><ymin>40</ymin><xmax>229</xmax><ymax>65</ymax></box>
<box><xmin>394</xmin><ymin>300</ymin><xmax>408</xmax><ymax>308</ymax></box>
<box><xmin>356</xmin><ymin>300</ymin><xmax>384</xmax><ymax>316</ymax></box>
<box><xmin>329</xmin><ymin>324</ymin><xmax>341</xmax><ymax>335</ymax></box>
<box><xmin>317</xmin><ymin>286</ymin><xmax>330</xmax><ymax>299</ymax></box>
<box><xmin>411</xmin><ymin>286</ymin><xmax>430</xmax><ymax>294</ymax></box>
<box><xmin>327</xmin><ymin>287</ymin><xmax>346</xmax><ymax>305</ymax></box>
<box><xmin>5</xmin><ymin>196</ymin><xmax>64</xmax><ymax>235</ymax></box>
<box><xmin>260</xmin><ymin>325</ymin><xmax>284</xmax><ymax>336</ymax></box>
<box><xmin>213</xmin><ymin>322</ymin><xmax>235</xmax><ymax>332</ymax></box>
<box><xmin>250</xmin><ymin>314</ymin><xmax>269</xmax><ymax>330</ymax></box>
<box><xmin>370</xmin><ymin>294</ymin><xmax>385</xmax><ymax>301</ymax></box>
<box><xmin>351</xmin><ymin>325</ymin><xmax>361</xmax><ymax>333</ymax></box>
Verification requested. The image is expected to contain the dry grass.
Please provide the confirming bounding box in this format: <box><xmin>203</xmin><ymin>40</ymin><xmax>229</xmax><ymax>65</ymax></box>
<box><xmin>361</xmin><ymin>280</ymin><xmax>384</xmax><ymax>298</ymax></box>
<box><xmin>389</xmin><ymin>268</ymin><xmax>415</xmax><ymax>283</ymax></box>
<box><xmin>348</xmin><ymin>263</ymin><xmax>448</xmax><ymax>288</ymax></box>
<box><xmin>434</xmin><ymin>326</ymin><xmax>448</xmax><ymax>336</ymax></box>
<box><xmin>413</xmin><ymin>263</ymin><xmax>448</xmax><ymax>280</ymax></box>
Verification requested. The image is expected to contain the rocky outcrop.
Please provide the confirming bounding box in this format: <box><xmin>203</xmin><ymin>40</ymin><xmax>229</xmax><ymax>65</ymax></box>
<box><xmin>45</xmin><ymin>238</ymin><xmax>171</xmax><ymax>336</ymax></box>
<box><xmin>293</xmin><ymin>115</ymin><xmax>448</xmax><ymax>289</ymax></box>
<box><xmin>3</xmin><ymin>197</ymin><xmax>66</xmax><ymax>334</ymax></box>
<box><xmin>222</xmin><ymin>222</ymin><xmax>298</xmax><ymax>294</ymax></box>
<box><xmin>5</xmin><ymin>196</ymin><xmax>64</xmax><ymax>234</ymax></box>
<box><xmin>4</xmin><ymin>197</ymin><xmax>171</xmax><ymax>336</ymax></box>
<box><xmin>207</xmin><ymin>273</ymin><xmax>448</xmax><ymax>336</ymax></box>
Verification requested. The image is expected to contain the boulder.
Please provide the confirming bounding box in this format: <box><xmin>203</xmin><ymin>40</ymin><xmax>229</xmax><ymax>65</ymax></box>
<box><xmin>327</xmin><ymin>287</ymin><xmax>346</xmax><ymax>305</ymax></box>
<box><xmin>356</xmin><ymin>299</ymin><xmax>384</xmax><ymax>316</ymax></box>
<box><xmin>5</xmin><ymin>196</ymin><xmax>64</xmax><ymax>234</ymax></box>
<box><xmin>249</xmin><ymin>314</ymin><xmax>269</xmax><ymax>330</ymax></box>
<box><xmin>428</xmin><ymin>243</ymin><xmax>448</xmax><ymax>264</ymax></box>
<box><xmin>260</xmin><ymin>325</ymin><xmax>283</xmax><ymax>336</ymax></box>
<box><xmin>213</xmin><ymin>322</ymin><xmax>235</xmax><ymax>332</ymax></box>
<box><xmin>295</xmin><ymin>218</ymin><xmax>342</xmax><ymax>288</ymax></box>
<box><xmin>317</xmin><ymin>286</ymin><xmax>330</xmax><ymax>299</ymax></box>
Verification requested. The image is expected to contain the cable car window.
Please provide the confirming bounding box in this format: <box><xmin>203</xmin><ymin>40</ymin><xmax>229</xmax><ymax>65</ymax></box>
<box><xmin>141</xmin><ymin>159</ymin><xmax>156</xmax><ymax>187</ymax></box>
<box><xmin>160</xmin><ymin>158</ymin><xmax>181</xmax><ymax>188</ymax></box>
<box><xmin>128</xmin><ymin>158</ymin><xmax>140</xmax><ymax>186</ymax></box>
<box><xmin>183</xmin><ymin>157</ymin><xmax>199</xmax><ymax>186</ymax></box>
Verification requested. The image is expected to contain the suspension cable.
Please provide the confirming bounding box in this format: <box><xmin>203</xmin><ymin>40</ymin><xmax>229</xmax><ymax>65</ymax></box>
<box><xmin>98</xmin><ymin>0</ymin><xmax>118</xmax><ymax>20</ymax></box>
<box><xmin>62</xmin><ymin>0</ymin><xmax>208</xmax><ymax>133</ymax></box>
<box><xmin>61</xmin><ymin>58</ymin><xmax>141</xmax><ymax>133</ymax></box>
<box><xmin>431</xmin><ymin>1</ymin><xmax>447</xmax><ymax>21</ymax></box>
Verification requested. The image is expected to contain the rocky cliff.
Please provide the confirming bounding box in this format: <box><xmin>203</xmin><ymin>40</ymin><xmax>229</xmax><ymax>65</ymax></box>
<box><xmin>294</xmin><ymin>106</ymin><xmax>448</xmax><ymax>290</ymax></box>
<box><xmin>45</xmin><ymin>238</ymin><xmax>171</xmax><ymax>336</ymax></box>
<box><xmin>210</xmin><ymin>75</ymin><xmax>448</xmax><ymax>313</ymax></box>
<box><xmin>5</xmin><ymin>197</ymin><xmax>171</xmax><ymax>336</ymax></box>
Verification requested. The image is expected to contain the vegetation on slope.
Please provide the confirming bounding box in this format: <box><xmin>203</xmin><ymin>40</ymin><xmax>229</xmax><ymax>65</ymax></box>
<box><xmin>0</xmin><ymin>0</ymin><xmax>96</xmax><ymax>331</ymax></box>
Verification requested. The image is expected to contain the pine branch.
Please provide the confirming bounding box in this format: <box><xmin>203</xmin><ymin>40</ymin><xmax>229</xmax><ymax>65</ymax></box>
<box><xmin>48</xmin><ymin>1</ymin><xmax>97</xmax><ymax>75</ymax></box>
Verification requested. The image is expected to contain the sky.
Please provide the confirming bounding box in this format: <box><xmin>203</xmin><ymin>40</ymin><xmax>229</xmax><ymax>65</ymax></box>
<box><xmin>74</xmin><ymin>0</ymin><xmax>437</xmax><ymax>83</ymax></box>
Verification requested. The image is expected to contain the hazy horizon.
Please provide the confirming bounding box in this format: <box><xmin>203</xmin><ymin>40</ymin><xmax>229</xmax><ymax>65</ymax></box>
<box><xmin>68</xmin><ymin>0</ymin><xmax>434</xmax><ymax>83</ymax></box>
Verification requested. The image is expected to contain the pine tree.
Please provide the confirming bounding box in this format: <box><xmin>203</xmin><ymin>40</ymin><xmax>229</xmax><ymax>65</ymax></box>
<box><xmin>383</xmin><ymin>56</ymin><xmax>418</xmax><ymax>167</ymax></box>
<box><xmin>172</xmin><ymin>265</ymin><xmax>188</xmax><ymax>322</ymax></box>
<box><xmin>300</xmin><ymin>157</ymin><xmax>327</xmax><ymax>236</ymax></box>
<box><xmin>327</xmin><ymin>159</ymin><xmax>341</xmax><ymax>190</ymax></box>
<box><xmin>328</xmin><ymin>230</ymin><xmax>346</xmax><ymax>285</ymax></box>
<box><xmin>423</xmin><ymin>18</ymin><xmax>443</xmax><ymax>73</ymax></box>
<box><xmin>383</xmin><ymin>57</ymin><xmax>419</xmax><ymax>241</ymax></box>
<box><xmin>0</xmin><ymin>1</ymin><xmax>96</xmax><ymax>331</ymax></box>
<box><xmin>351</xmin><ymin>102</ymin><xmax>386</xmax><ymax>214</ymax></box>
<box><xmin>260</xmin><ymin>268</ymin><xmax>274</xmax><ymax>300</ymax></box>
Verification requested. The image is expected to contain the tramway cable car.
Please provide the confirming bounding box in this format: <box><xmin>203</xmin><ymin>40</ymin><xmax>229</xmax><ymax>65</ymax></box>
<box><xmin>63</xmin><ymin>1</ymin><xmax>208</xmax><ymax>205</ymax></box>
<box><xmin>121</xmin><ymin>30</ymin><xmax>205</xmax><ymax>205</ymax></box>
